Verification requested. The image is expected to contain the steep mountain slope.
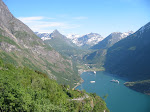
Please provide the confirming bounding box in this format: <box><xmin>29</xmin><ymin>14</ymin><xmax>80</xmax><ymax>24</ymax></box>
<box><xmin>67</xmin><ymin>33</ymin><xmax>104</xmax><ymax>48</ymax></box>
<box><xmin>0</xmin><ymin>0</ymin><xmax>80</xmax><ymax>87</ymax></box>
<box><xmin>83</xmin><ymin>31</ymin><xmax>133</xmax><ymax>67</ymax></box>
<box><xmin>104</xmin><ymin>22</ymin><xmax>150</xmax><ymax>82</ymax></box>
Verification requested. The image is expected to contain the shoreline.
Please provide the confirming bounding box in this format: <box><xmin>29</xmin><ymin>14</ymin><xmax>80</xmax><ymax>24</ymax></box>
<box><xmin>72</xmin><ymin>68</ymin><xmax>104</xmax><ymax>90</ymax></box>
<box><xmin>72</xmin><ymin>69</ymin><xmax>86</xmax><ymax>90</ymax></box>
<box><xmin>72</xmin><ymin>78</ymin><xmax>84</xmax><ymax>90</ymax></box>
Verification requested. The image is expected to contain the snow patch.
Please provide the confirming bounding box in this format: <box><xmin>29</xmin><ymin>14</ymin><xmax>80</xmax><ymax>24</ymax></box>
<box><xmin>66</xmin><ymin>33</ymin><xmax>104</xmax><ymax>46</ymax></box>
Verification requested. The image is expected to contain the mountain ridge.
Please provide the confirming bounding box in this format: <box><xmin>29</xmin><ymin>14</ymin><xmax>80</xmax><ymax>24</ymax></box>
<box><xmin>36</xmin><ymin>31</ymin><xmax>104</xmax><ymax>48</ymax></box>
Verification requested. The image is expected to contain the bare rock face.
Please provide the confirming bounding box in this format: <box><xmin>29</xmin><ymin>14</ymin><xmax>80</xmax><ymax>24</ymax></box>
<box><xmin>0</xmin><ymin>0</ymin><xmax>79</xmax><ymax>87</ymax></box>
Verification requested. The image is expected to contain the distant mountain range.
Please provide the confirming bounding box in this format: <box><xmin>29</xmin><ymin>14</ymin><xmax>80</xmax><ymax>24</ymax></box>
<box><xmin>35</xmin><ymin>30</ymin><xmax>89</xmax><ymax>64</ymax></box>
<box><xmin>36</xmin><ymin>31</ymin><xmax>104</xmax><ymax>48</ymax></box>
<box><xmin>67</xmin><ymin>33</ymin><xmax>104</xmax><ymax>48</ymax></box>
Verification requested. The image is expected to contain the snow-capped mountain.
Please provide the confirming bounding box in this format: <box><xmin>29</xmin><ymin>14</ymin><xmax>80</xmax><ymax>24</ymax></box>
<box><xmin>34</xmin><ymin>30</ymin><xmax>67</xmax><ymax>41</ymax></box>
<box><xmin>92</xmin><ymin>31</ymin><xmax>134</xmax><ymax>49</ymax></box>
<box><xmin>67</xmin><ymin>34</ymin><xmax>81</xmax><ymax>40</ymax></box>
<box><xmin>119</xmin><ymin>31</ymin><xmax>134</xmax><ymax>39</ymax></box>
<box><xmin>67</xmin><ymin>33</ymin><xmax>104</xmax><ymax>47</ymax></box>
<box><xmin>35</xmin><ymin>32</ymin><xmax>51</xmax><ymax>41</ymax></box>
<box><xmin>35</xmin><ymin>30</ymin><xmax>85</xmax><ymax>58</ymax></box>
<box><xmin>37</xmin><ymin>31</ymin><xmax>104</xmax><ymax>48</ymax></box>
<box><xmin>35</xmin><ymin>30</ymin><xmax>67</xmax><ymax>41</ymax></box>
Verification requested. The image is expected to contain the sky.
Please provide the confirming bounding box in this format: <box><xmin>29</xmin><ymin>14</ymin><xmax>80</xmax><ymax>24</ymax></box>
<box><xmin>3</xmin><ymin>0</ymin><xmax>150</xmax><ymax>37</ymax></box>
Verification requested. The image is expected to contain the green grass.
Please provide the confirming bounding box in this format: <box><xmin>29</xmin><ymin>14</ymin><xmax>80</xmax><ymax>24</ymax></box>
<box><xmin>0</xmin><ymin>52</ymin><xmax>18</xmax><ymax>65</ymax></box>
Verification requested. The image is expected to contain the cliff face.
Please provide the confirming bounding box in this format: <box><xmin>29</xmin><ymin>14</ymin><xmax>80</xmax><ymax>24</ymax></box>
<box><xmin>0</xmin><ymin>0</ymin><xmax>80</xmax><ymax>87</ymax></box>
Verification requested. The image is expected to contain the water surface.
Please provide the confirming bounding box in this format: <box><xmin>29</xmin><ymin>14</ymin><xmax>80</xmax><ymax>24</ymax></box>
<box><xmin>76</xmin><ymin>71</ymin><xmax>150</xmax><ymax>112</ymax></box>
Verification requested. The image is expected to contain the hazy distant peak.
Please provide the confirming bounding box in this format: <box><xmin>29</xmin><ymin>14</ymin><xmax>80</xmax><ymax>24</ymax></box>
<box><xmin>52</xmin><ymin>29</ymin><xmax>60</xmax><ymax>34</ymax></box>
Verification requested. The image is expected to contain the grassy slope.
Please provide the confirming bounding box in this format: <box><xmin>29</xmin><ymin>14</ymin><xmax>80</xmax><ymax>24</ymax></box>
<box><xmin>0</xmin><ymin>60</ymin><xmax>109</xmax><ymax>112</ymax></box>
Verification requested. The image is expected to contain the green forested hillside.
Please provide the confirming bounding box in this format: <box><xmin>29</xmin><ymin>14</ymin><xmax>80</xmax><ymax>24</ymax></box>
<box><xmin>0</xmin><ymin>60</ymin><xmax>109</xmax><ymax>112</ymax></box>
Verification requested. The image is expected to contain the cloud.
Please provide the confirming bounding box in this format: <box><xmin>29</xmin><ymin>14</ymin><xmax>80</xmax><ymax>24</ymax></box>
<box><xmin>17</xmin><ymin>16</ymin><xmax>80</xmax><ymax>33</ymax></box>
<box><xmin>73</xmin><ymin>16</ymin><xmax>88</xmax><ymax>20</ymax></box>
<box><xmin>18</xmin><ymin>16</ymin><xmax>44</xmax><ymax>23</ymax></box>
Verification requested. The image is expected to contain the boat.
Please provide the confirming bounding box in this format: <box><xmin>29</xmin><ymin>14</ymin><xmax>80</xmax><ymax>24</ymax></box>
<box><xmin>90</xmin><ymin>81</ymin><xmax>95</xmax><ymax>83</ymax></box>
<box><xmin>110</xmin><ymin>79</ymin><xmax>119</xmax><ymax>83</ymax></box>
<box><xmin>94</xmin><ymin>71</ymin><xmax>96</xmax><ymax>74</ymax></box>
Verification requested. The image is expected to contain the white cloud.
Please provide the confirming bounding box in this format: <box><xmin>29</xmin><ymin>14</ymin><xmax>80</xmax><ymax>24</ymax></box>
<box><xmin>17</xmin><ymin>16</ymin><xmax>80</xmax><ymax>33</ymax></box>
<box><xmin>73</xmin><ymin>16</ymin><xmax>88</xmax><ymax>20</ymax></box>
<box><xmin>18</xmin><ymin>16</ymin><xmax>44</xmax><ymax>23</ymax></box>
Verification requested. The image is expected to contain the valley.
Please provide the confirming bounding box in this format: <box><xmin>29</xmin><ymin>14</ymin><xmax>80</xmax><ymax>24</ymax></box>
<box><xmin>35</xmin><ymin>21</ymin><xmax>150</xmax><ymax>96</ymax></box>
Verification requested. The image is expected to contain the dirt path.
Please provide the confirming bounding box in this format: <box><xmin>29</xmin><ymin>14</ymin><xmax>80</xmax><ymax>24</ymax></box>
<box><xmin>71</xmin><ymin>94</ymin><xmax>89</xmax><ymax>101</ymax></box>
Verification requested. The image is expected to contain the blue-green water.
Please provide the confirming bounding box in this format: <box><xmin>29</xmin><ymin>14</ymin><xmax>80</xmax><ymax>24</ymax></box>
<box><xmin>76</xmin><ymin>71</ymin><xmax>150</xmax><ymax>112</ymax></box>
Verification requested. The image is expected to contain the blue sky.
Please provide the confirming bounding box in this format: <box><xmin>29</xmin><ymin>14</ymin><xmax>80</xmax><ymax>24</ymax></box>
<box><xmin>3</xmin><ymin>0</ymin><xmax>150</xmax><ymax>37</ymax></box>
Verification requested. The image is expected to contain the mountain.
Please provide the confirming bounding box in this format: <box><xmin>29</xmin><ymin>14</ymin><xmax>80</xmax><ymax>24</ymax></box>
<box><xmin>35</xmin><ymin>32</ymin><xmax>51</xmax><ymax>41</ymax></box>
<box><xmin>0</xmin><ymin>0</ymin><xmax>80</xmax><ymax>87</ymax></box>
<box><xmin>67</xmin><ymin>33</ymin><xmax>104</xmax><ymax>48</ymax></box>
<box><xmin>83</xmin><ymin>31</ymin><xmax>133</xmax><ymax>67</ymax></box>
<box><xmin>36</xmin><ymin>30</ymin><xmax>72</xmax><ymax>42</ymax></box>
<box><xmin>36</xmin><ymin>30</ymin><xmax>88</xmax><ymax>62</ymax></box>
<box><xmin>37</xmin><ymin>32</ymin><xmax>104</xmax><ymax>49</ymax></box>
<box><xmin>67</xmin><ymin>34</ymin><xmax>81</xmax><ymax>40</ymax></box>
<box><xmin>42</xmin><ymin>30</ymin><xmax>79</xmax><ymax>57</ymax></box>
<box><xmin>104</xmin><ymin>22</ymin><xmax>150</xmax><ymax>94</ymax></box>
<box><xmin>91</xmin><ymin>31</ymin><xmax>133</xmax><ymax>49</ymax></box>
